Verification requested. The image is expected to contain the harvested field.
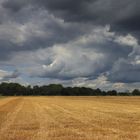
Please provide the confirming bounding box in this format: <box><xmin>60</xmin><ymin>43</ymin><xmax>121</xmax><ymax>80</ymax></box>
<box><xmin>0</xmin><ymin>96</ymin><xmax>140</xmax><ymax>140</ymax></box>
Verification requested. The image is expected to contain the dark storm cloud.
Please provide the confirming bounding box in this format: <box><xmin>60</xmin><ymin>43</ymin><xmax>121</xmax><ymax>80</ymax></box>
<box><xmin>117</xmin><ymin>14</ymin><xmax>140</xmax><ymax>31</ymax></box>
<box><xmin>30</xmin><ymin>0</ymin><xmax>140</xmax><ymax>31</ymax></box>
<box><xmin>0</xmin><ymin>0</ymin><xmax>140</xmax><ymax>87</ymax></box>
<box><xmin>0</xmin><ymin>3</ymin><xmax>90</xmax><ymax>60</ymax></box>
<box><xmin>2</xmin><ymin>0</ymin><xmax>140</xmax><ymax>33</ymax></box>
<box><xmin>2</xmin><ymin>0</ymin><xmax>27</xmax><ymax>12</ymax></box>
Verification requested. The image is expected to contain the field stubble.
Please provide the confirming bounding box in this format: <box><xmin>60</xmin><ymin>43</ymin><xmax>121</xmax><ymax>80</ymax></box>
<box><xmin>0</xmin><ymin>96</ymin><xmax>140</xmax><ymax>140</ymax></box>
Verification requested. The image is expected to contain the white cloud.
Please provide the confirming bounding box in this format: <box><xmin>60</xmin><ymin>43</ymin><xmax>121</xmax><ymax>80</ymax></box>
<box><xmin>115</xmin><ymin>34</ymin><xmax>138</xmax><ymax>47</ymax></box>
<box><xmin>0</xmin><ymin>70</ymin><xmax>8</xmax><ymax>79</ymax></box>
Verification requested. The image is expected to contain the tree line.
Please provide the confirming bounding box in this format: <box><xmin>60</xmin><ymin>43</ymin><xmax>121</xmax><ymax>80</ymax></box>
<box><xmin>0</xmin><ymin>82</ymin><xmax>140</xmax><ymax>96</ymax></box>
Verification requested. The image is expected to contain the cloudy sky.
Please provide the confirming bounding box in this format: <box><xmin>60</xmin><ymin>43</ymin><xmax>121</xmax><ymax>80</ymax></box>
<box><xmin>0</xmin><ymin>0</ymin><xmax>140</xmax><ymax>91</ymax></box>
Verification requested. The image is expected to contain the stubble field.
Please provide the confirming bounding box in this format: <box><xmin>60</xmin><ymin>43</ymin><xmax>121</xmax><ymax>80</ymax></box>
<box><xmin>0</xmin><ymin>96</ymin><xmax>140</xmax><ymax>140</ymax></box>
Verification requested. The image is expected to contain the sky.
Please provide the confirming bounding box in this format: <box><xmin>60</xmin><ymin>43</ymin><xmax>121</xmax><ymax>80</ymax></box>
<box><xmin>0</xmin><ymin>0</ymin><xmax>140</xmax><ymax>91</ymax></box>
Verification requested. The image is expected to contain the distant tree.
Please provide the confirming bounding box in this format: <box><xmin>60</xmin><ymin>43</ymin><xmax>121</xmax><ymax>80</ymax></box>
<box><xmin>0</xmin><ymin>82</ymin><xmax>139</xmax><ymax>96</ymax></box>
<box><xmin>62</xmin><ymin>87</ymin><xmax>72</xmax><ymax>96</ymax></box>
<box><xmin>0</xmin><ymin>82</ymin><xmax>25</xmax><ymax>96</ymax></box>
<box><xmin>132</xmin><ymin>89</ymin><xmax>140</xmax><ymax>96</ymax></box>
<box><xmin>107</xmin><ymin>90</ymin><xmax>117</xmax><ymax>96</ymax></box>
<box><xmin>94</xmin><ymin>88</ymin><xmax>102</xmax><ymax>96</ymax></box>
<box><xmin>33</xmin><ymin>86</ymin><xmax>40</xmax><ymax>96</ymax></box>
<box><xmin>44</xmin><ymin>84</ymin><xmax>63</xmax><ymax>95</ymax></box>
<box><xmin>100</xmin><ymin>91</ymin><xmax>107</xmax><ymax>96</ymax></box>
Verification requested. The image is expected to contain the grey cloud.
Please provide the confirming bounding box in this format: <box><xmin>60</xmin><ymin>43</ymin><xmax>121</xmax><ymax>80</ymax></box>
<box><xmin>2</xmin><ymin>0</ymin><xmax>140</xmax><ymax>30</ymax></box>
<box><xmin>0</xmin><ymin>6</ymin><xmax>89</xmax><ymax>60</ymax></box>
<box><xmin>0</xmin><ymin>0</ymin><xmax>139</xmax><ymax>61</ymax></box>
<box><xmin>0</xmin><ymin>0</ymin><xmax>140</xmax><ymax>90</ymax></box>
<box><xmin>30</xmin><ymin>0</ymin><xmax>140</xmax><ymax>32</ymax></box>
<box><xmin>107</xmin><ymin>58</ymin><xmax>140</xmax><ymax>83</ymax></box>
<box><xmin>8</xmin><ymin>26</ymin><xmax>135</xmax><ymax>82</ymax></box>
<box><xmin>107</xmin><ymin>33</ymin><xmax>140</xmax><ymax>83</ymax></box>
<box><xmin>2</xmin><ymin>0</ymin><xmax>32</xmax><ymax>12</ymax></box>
<box><xmin>0</xmin><ymin>70</ymin><xmax>20</xmax><ymax>81</ymax></box>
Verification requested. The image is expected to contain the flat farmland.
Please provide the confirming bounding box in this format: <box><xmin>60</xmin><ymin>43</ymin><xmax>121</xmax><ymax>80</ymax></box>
<box><xmin>0</xmin><ymin>97</ymin><xmax>140</xmax><ymax>140</ymax></box>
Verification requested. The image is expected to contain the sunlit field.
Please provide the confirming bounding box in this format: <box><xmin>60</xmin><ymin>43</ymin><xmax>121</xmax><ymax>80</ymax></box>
<box><xmin>0</xmin><ymin>96</ymin><xmax>140</xmax><ymax>140</ymax></box>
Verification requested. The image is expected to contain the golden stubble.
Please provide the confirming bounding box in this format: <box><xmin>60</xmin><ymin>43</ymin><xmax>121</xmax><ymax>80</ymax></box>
<box><xmin>0</xmin><ymin>96</ymin><xmax>140</xmax><ymax>140</ymax></box>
